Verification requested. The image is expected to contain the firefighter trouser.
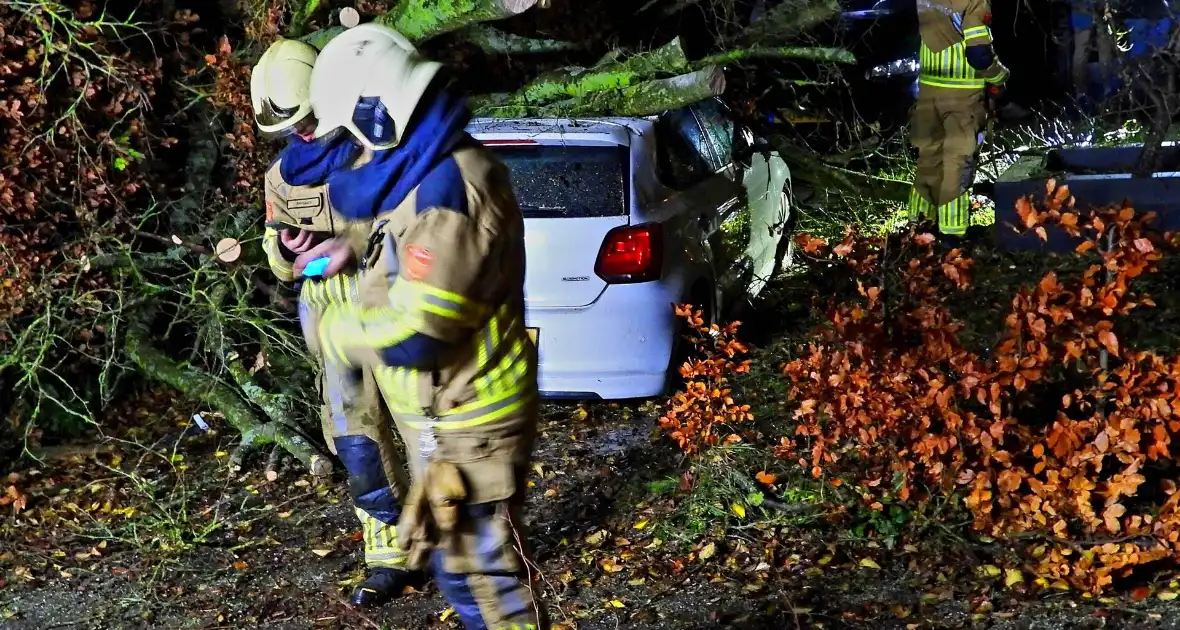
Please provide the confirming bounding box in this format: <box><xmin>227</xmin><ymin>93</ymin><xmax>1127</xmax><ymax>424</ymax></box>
<box><xmin>908</xmin><ymin>88</ymin><xmax>988</xmax><ymax>237</ymax></box>
<box><xmin>300</xmin><ymin>283</ymin><xmax>412</xmax><ymax>570</ymax></box>
<box><xmin>391</xmin><ymin>398</ymin><xmax>550</xmax><ymax>630</ymax></box>
<box><xmin>1071</xmin><ymin>20</ymin><xmax>1113</xmax><ymax>99</ymax></box>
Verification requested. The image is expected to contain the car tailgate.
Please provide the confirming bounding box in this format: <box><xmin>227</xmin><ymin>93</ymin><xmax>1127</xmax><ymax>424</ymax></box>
<box><xmin>487</xmin><ymin>142</ymin><xmax>630</xmax><ymax>309</ymax></box>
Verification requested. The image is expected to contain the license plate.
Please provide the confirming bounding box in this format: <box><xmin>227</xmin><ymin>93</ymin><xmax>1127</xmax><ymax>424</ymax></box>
<box><xmin>527</xmin><ymin>328</ymin><xmax>538</xmax><ymax>344</ymax></box>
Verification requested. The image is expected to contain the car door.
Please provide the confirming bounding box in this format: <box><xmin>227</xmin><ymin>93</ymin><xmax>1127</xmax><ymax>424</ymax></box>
<box><xmin>652</xmin><ymin>105</ymin><xmax>741</xmax><ymax>277</ymax></box>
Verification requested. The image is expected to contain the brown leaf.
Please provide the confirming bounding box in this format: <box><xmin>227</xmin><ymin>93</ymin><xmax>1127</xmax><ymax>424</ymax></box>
<box><xmin>1098</xmin><ymin>330</ymin><xmax>1119</xmax><ymax>356</ymax></box>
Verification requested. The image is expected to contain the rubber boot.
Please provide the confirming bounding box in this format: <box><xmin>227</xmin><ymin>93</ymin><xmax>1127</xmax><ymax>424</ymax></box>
<box><xmin>350</xmin><ymin>568</ymin><xmax>426</xmax><ymax>608</ymax></box>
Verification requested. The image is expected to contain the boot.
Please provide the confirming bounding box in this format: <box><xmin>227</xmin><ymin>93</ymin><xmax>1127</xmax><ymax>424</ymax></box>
<box><xmin>350</xmin><ymin>567</ymin><xmax>426</xmax><ymax>608</ymax></box>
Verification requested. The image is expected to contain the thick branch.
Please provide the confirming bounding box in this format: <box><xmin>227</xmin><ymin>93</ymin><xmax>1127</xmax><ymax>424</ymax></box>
<box><xmin>225</xmin><ymin>354</ymin><xmax>301</xmax><ymax>426</ymax></box>
<box><xmin>698</xmin><ymin>46</ymin><xmax>855</xmax><ymax>67</ymax></box>
<box><xmin>472</xmin><ymin>37</ymin><xmax>691</xmax><ymax>111</ymax></box>
<box><xmin>737</xmin><ymin>0</ymin><xmax>841</xmax><ymax>45</ymax></box>
<box><xmin>476</xmin><ymin>66</ymin><xmax>726</xmax><ymax>118</ymax></box>
<box><xmin>124</xmin><ymin>325</ymin><xmax>331</xmax><ymax>476</ymax></box>
<box><xmin>378</xmin><ymin>0</ymin><xmax>539</xmax><ymax>42</ymax></box>
<box><xmin>461</xmin><ymin>24</ymin><xmax>580</xmax><ymax>54</ymax></box>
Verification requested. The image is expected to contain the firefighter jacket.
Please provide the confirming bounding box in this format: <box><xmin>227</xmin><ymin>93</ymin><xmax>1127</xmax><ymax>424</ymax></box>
<box><xmin>918</xmin><ymin>0</ymin><xmax>1010</xmax><ymax>91</ymax></box>
<box><xmin>261</xmin><ymin>146</ymin><xmax>373</xmax><ymax>312</ymax></box>
<box><xmin>312</xmin><ymin>85</ymin><xmax>535</xmax><ymax>432</ymax></box>
<box><xmin>318</xmin><ymin>141</ymin><xmax>535</xmax><ymax>430</ymax></box>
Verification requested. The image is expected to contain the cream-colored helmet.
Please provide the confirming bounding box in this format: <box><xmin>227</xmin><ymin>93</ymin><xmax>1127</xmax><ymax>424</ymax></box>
<box><xmin>250</xmin><ymin>38</ymin><xmax>318</xmax><ymax>135</ymax></box>
<box><xmin>308</xmin><ymin>24</ymin><xmax>442</xmax><ymax>151</ymax></box>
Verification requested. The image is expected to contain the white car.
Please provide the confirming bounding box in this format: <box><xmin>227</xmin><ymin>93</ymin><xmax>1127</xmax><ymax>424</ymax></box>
<box><xmin>467</xmin><ymin>99</ymin><xmax>789</xmax><ymax>400</ymax></box>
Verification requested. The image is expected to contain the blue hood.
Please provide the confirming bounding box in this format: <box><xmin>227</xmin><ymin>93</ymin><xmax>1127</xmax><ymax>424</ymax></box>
<box><xmin>279</xmin><ymin>135</ymin><xmax>360</xmax><ymax>186</ymax></box>
<box><xmin>328</xmin><ymin>86</ymin><xmax>472</xmax><ymax>220</ymax></box>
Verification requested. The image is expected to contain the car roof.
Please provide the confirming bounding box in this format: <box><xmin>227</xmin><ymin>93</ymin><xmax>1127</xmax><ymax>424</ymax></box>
<box><xmin>467</xmin><ymin>117</ymin><xmax>653</xmax><ymax>146</ymax></box>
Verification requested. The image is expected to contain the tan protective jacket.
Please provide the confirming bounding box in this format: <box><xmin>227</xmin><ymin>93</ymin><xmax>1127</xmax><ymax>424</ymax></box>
<box><xmin>317</xmin><ymin>143</ymin><xmax>537</xmax><ymax>434</ymax></box>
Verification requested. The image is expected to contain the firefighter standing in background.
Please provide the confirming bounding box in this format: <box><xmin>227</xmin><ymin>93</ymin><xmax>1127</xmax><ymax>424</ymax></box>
<box><xmin>250</xmin><ymin>36</ymin><xmax>423</xmax><ymax>608</ymax></box>
<box><xmin>908</xmin><ymin>0</ymin><xmax>1009</xmax><ymax>238</ymax></box>
<box><xmin>1068</xmin><ymin>0</ymin><xmax>1115</xmax><ymax>102</ymax></box>
<box><xmin>289</xmin><ymin>23</ymin><xmax>549</xmax><ymax>630</ymax></box>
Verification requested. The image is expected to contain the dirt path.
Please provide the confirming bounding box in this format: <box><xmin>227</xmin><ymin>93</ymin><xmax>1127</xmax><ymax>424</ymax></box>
<box><xmin>2</xmin><ymin>403</ymin><xmax>1178</xmax><ymax>630</ymax></box>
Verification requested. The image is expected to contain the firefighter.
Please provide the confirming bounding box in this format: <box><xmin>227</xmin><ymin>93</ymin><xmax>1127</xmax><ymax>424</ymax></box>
<box><xmin>250</xmin><ymin>36</ymin><xmax>422</xmax><ymax>608</ymax></box>
<box><xmin>908</xmin><ymin>0</ymin><xmax>1009</xmax><ymax>238</ymax></box>
<box><xmin>291</xmin><ymin>23</ymin><xmax>549</xmax><ymax>630</ymax></box>
<box><xmin>1067</xmin><ymin>0</ymin><xmax>1115</xmax><ymax>102</ymax></box>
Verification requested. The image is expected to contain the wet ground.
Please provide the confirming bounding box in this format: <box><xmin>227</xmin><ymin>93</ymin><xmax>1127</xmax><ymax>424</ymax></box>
<box><xmin>3</xmin><ymin>397</ymin><xmax>1180</xmax><ymax>630</ymax></box>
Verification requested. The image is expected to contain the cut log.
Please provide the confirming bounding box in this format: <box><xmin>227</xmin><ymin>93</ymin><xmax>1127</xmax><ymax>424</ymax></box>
<box><xmin>698</xmin><ymin>46</ymin><xmax>855</xmax><ymax>67</ymax></box>
<box><xmin>124</xmin><ymin>325</ymin><xmax>331</xmax><ymax>476</ymax></box>
<box><xmin>379</xmin><ymin>0</ymin><xmax>539</xmax><ymax>42</ymax></box>
<box><xmin>476</xmin><ymin>66</ymin><xmax>726</xmax><ymax>118</ymax></box>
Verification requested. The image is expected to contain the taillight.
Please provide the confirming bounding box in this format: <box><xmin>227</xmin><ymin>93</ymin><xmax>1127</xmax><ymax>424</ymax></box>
<box><xmin>595</xmin><ymin>224</ymin><xmax>663</xmax><ymax>284</ymax></box>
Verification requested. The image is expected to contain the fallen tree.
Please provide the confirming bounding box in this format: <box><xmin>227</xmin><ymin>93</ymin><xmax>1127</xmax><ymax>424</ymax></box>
<box><xmin>2</xmin><ymin>0</ymin><xmax>884</xmax><ymax>474</ymax></box>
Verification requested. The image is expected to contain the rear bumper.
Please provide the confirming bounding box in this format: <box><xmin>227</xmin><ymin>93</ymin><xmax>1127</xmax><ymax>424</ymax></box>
<box><xmin>526</xmin><ymin>282</ymin><xmax>680</xmax><ymax>400</ymax></box>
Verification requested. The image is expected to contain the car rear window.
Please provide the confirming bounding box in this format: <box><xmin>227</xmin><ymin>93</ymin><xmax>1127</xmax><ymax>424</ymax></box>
<box><xmin>489</xmin><ymin>144</ymin><xmax>627</xmax><ymax>219</ymax></box>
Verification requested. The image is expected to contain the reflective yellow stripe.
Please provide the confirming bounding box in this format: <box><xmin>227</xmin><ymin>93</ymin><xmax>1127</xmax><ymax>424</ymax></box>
<box><xmin>919</xmin><ymin>76</ymin><xmax>985</xmax><ymax>88</ymax></box>
<box><xmin>908</xmin><ymin>187</ymin><xmax>935</xmax><ymax>221</ymax></box>
<box><xmin>400</xmin><ymin>388</ymin><xmax>533</xmax><ymax>430</ymax></box>
<box><xmin>987</xmin><ymin>66</ymin><xmax>1009</xmax><ymax>84</ymax></box>
<box><xmin>319</xmin><ymin>305</ymin><xmax>419</xmax><ymax>367</ymax></box>
<box><xmin>373</xmin><ymin>365</ymin><xmax>425</xmax><ymax>413</ymax></box>
<box><xmin>918</xmin><ymin>41</ymin><xmax>986</xmax><ymax>88</ymax></box>
<box><xmin>938</xmin><ymin>193</ymin><xmax>971</xmax><ymax>236</ymax></box>
<box><xmin>962</xmin><ymin>25</ymin><xmax>990</xmax><ymax>43</ymax></box>
<box><xmin>263</xmin><ymin>229</ymin><xmax>295</xmax><ymax>281</ymax></box>
<box><xmin>388</xmin><ymin>277</ymin><xmax>489</xmax><ymax>324</ymax></box>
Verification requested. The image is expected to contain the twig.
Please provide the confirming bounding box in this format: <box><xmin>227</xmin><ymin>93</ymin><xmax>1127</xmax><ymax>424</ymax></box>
<box><xmin>322</xmin><ymin>587</ymin><xmax>382</xmax><ymax>629</ymax></box>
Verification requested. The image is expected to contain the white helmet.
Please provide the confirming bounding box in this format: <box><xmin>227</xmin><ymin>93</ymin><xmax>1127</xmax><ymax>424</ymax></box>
<box><xmin>308</xmin><ymin>24</ymin><xmax>442</xmax><ymax>151</ymax></box>
<box><xmin>250</xmin><ymin>38</ymin><xmax>318</xmax><ymax>135</ymax></box>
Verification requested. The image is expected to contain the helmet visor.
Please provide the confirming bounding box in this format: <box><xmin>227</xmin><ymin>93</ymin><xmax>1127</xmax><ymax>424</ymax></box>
<box><xmin>350</xmin><ymin>97</ymin><xmax>397</xmax><ymax>147</ymax></box>
<box><xmin>255</xmin><ymin>97</ymin><xmax>304</xmax><ymax>130</ymax></box>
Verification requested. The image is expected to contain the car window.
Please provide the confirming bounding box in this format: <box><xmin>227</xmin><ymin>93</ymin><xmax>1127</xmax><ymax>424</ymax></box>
<box><xmin>654</xmin><ymin>108</ymin><xmax>712</xmax><ymax>190</ymax></box>
<box><xmin>489</xmin><ymin>144</ymin><xmax>628</xmax><ymax>218</ymax></box>
<box><xmin>690</xmin><ymin>99</ymin><xmax>735</xmax><ymax>172</ymax></box>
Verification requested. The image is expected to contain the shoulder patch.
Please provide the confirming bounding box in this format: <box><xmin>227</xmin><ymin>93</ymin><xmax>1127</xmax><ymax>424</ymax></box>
<box><xmin>415</xmin><ymin>157</ymin><xmax>469</xmax><ymax>216</ymax></box>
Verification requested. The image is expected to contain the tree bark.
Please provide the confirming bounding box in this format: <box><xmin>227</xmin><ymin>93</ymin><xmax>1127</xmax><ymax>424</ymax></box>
<box><xmin>378</xmin><ymin>0</ymin><xmax>539</xmax><ymax>42</ymax></box>
<box><xmin>461</xmin><ymin>25</ymin><xmax>581</xmax><ymax>54</ymax></box>
<box><xmin>737</xmin><ymin>0</ymin><xmax>841</xmax><ymax>45</ymax></box>
<box><xmin>472</xmin><ymin>37</ymin><xmax>691</xmax><ymax>111</ymax></box>
<box><xmin>476</xmin><ymin>65</ymin><xmax>726</xmax><ymax>118</ymax></box>
<box><xmin>124</xmin><ymin>326</ymin><xmax>331</xmax><ymax>476</ymax></box>
<box><xmin>698</xmin><ymin>46</ymin><xmax>855</xmax><ymax>67</ymax></box>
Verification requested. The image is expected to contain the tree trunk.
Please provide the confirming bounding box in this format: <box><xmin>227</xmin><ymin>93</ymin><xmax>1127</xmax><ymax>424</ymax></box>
<box><xmin>738</xmin><ymin>0</ymin><xmax>842</xmax><ymax>45</ymax></box>
<box><xmin>476</xmin><ymin>65</ymin><xmax>726</xmax><ymax>118</ymax></box>
<box><xmin>698</xmin><ymin>46</ymin><xmax>855</xmax><ymax>67</ymax></box>
<box><xmin>124</xmin><ymin>325</ymin><xmax>332</xmax><ymax>476</ymax></box>
<box><xmin>461</xmin><ymin>25</ymin><xmax>581</xmax><ymax>54</ymax></box>
<box><xmin>473</xmin><ymin>37</ymin><xmax>691</xmax><ymax>111</ymax></box>
<box><xmin>378</xmin><ymin>0</ymin><xmax>539</xmax><ymax>42</ymax></box>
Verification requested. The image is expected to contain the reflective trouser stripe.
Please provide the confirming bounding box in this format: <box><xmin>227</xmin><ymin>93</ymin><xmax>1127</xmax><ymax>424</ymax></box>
<box><xmin>398</xmin><ymin>389</ymin><xmax>533</xmax><ymax>430</ymax></box>
<box><xmin>938</xmin><ymin>193</ymin><xmax>971</xmax><ymax>235</ymax></box>
<box><xmin>908</xmin><ymin>187</ymin><xmax>935</xmax><ymax>221</ymax></box>
<box><xmin>356</xmin><ymin>507</ymin><xmax>406</xmax><ymax>568</ymax></box>
<box><xmin>907</xmin><ymin>188</ymin><xmax>971</xmax><ymax>236</ymax></box>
